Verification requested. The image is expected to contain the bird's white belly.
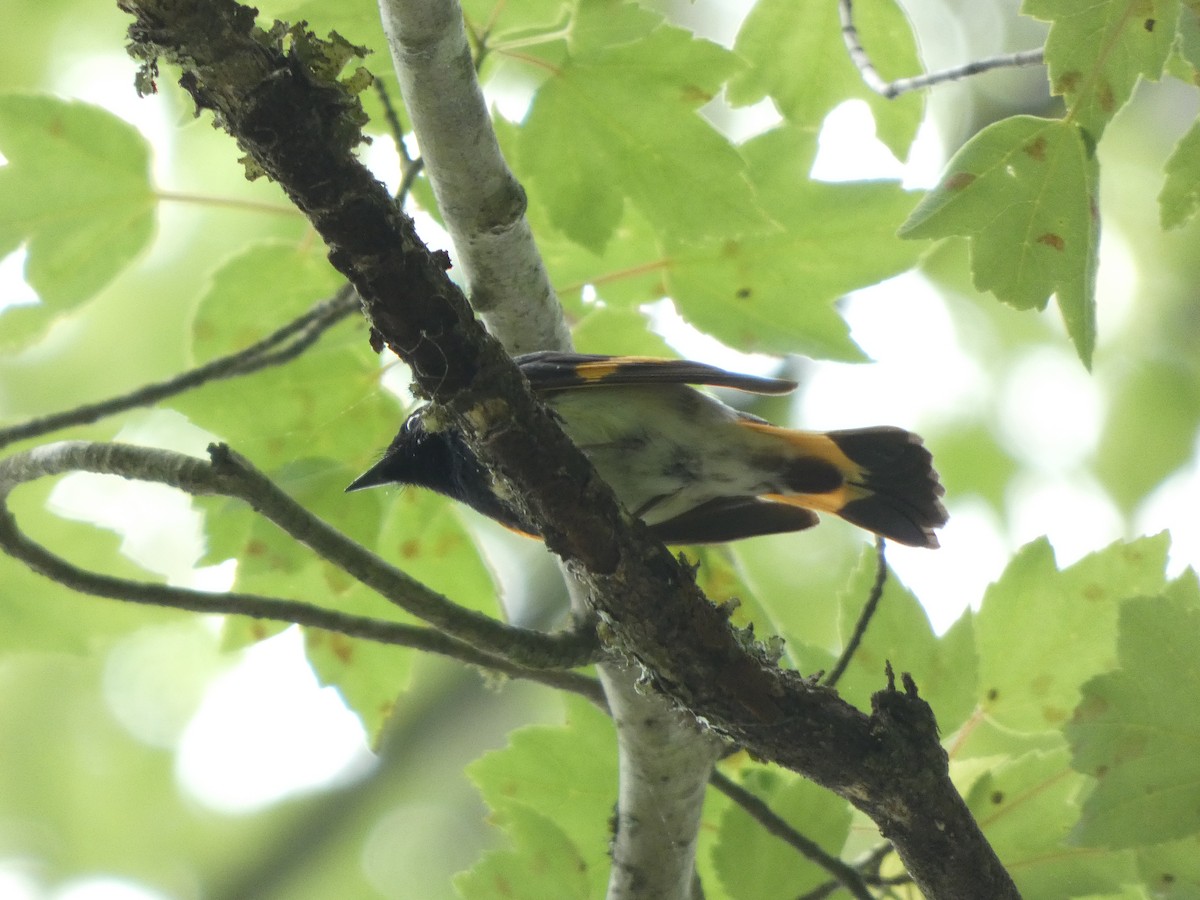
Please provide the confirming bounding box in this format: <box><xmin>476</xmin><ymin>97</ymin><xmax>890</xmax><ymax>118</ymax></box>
<box><xmin>548</xmin><ymin>385</ymin><xmax>781</xmax><ymax>524</ymax></box>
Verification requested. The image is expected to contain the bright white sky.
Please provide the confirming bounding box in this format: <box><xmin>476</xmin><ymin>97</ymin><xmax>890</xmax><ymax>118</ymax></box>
<box><xmin>2</xmin><ymin>8</ymin><xmax>1198</xmax><ymax>898</ymax></box>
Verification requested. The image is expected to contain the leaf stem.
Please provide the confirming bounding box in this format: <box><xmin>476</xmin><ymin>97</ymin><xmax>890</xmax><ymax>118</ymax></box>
<box><xmin>156</xmin><ymin>189</ymin><xmax>301</xmax><ymax>216</ymax></box>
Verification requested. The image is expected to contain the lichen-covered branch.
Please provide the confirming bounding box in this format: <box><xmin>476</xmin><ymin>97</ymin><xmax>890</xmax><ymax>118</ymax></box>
<box><xmin>114</xmin><ymin>3</ymin><xmax>1018</xmax><ymax>895</ymax></box>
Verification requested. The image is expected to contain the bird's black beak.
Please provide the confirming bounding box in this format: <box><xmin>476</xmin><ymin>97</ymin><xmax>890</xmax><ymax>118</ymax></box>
<box><xmin>344</xmin><ymin>457</ymin><xmax>395</xmax><ymax>493</ymax></box>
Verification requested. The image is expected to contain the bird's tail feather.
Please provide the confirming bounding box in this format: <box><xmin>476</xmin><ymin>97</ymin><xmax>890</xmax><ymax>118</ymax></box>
<box><xmin>744</xmin><ymin>423</ymin><xmax>947</xmax><ymax>548</ymax></box>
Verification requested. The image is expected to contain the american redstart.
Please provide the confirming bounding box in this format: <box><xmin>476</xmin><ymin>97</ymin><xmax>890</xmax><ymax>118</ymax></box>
<box><xmin>347</xmin><ymin>352</ymin><xmax>948</xmax><ymax>548</ymax></box>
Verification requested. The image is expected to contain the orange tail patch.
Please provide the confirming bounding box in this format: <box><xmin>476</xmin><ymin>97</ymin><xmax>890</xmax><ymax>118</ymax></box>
<box><xmin>742</xmin><ymin>422</ymin><xmax>947</xmax><ymax>548</ymax></box>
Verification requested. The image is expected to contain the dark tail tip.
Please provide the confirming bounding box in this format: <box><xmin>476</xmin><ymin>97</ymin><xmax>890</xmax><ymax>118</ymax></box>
<box><xmin>827</xmin><ymin>427</ymin><xmax>948</xmax><ymax>548</ymax></box>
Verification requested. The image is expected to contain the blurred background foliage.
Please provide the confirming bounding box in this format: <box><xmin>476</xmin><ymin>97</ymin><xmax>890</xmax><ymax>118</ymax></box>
<box><xmin>1</xmin><ymin>0</ymin><xmax>1199</xmax><ymax>897</ymax></box>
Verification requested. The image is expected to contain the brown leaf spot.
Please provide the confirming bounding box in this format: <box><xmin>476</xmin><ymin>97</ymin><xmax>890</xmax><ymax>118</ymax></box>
<box><xmin>249</xmin><ymin>622</ymin><xmax>268</xmax><ymax>641</ymax></box>
<box><xmin>1083</xmin><ymin>582</ymin><xmax>1105</xmax><ymax>601</ymax></box>
<box><xmin>1024</xmin><ymin>135</ymin><xmax>1048</xmax><ymax>161</ymax></box>
<box><xmin>1072</xmin><ymin>693</ymin><xmax>1109</xmax><ymax>723</ymax></box>
<box><xmin>1042</xmin><ymin>705</ymin><xmax>1067</xmax><ymax>724</ymax></box>
<box><xmin>945</xmin><ymin>172</ymin><xmax>976</xmax><ymax>191</ymax></box>
<box><xmin>329</xmin><ymin>632</ymin><xmax>354</xmax><ymax>663</ymax></box>
<box><xmin>721</xmin><ymin>239</ymin><xmax>741</xmax><ymax>258</ymax></box>
<box><xmin>1029</xmin><ymin>673</ymin><xmax>1054</xmax><ymax>696</ymax></box>
<box><xmin>1114</xmin><ymin>733</ymin><xmax>1148</xmax><ymax>764</ymax></box>
<box><xmin>1037</xmin><ymin>232</ymin><xmax>1065</xmax><ymax>252</ymax></box>
<box><xmin>433</xmin><ymin>531</ymin><xmax>462</xmax><ymax>556</ymax></box>
<box><xmin>246</xmin><ymin>538</ymin><xmax>268</xmax><ymax>557</ymax></box>
<box><xmin>1055</xmin><ymin>71</ymin><xmax>1081</xmax><ymax>94</ymax></box>
<box><xmin>1098</xmin><ymin>79</ymin><xmax>1116</xmax><ymax>112</ymax></box>
<box><xmin>680</xmin><ymin>84</ymin><xmax>713</xmax><ymax>104</ymax></box>
<box><xmin>400</xmin><ymin>539</ymin><xmax>421</xmax><ymax>559</ymax></box>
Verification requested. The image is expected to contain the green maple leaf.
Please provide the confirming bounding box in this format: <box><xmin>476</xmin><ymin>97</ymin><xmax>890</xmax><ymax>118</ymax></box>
<box><xmin>1067</xmin><ymin>580</ymin><xmax>1200</xmax><ymax>848</ymax></box>
<box><xmin>1159</xmin><ymin>116</ymin><xmax>1200</xmax><ymax>229</ymax></box>
<box><xmin>0</xmin><ymin>95</ymin><xmax>155</xmax><ymax>349</ymax></box>
<box><xmin>900</xmin><ymin>116</ymin><xmax>1099</xmax><ymax>367</ymax></box>
<box><xmin>729</xmin><ymin>0</ymin><xmax>923</xmax><ymax>159</ymax></box>
<box><xmin>520</xmin><ymin>14</ymin><xmax>770</xmax><ymax>252</ymax></box>
<box><xmin>1024</xmin><ymin>0</ymin><xmax>1179</xmax><ymax>139</ymax></box>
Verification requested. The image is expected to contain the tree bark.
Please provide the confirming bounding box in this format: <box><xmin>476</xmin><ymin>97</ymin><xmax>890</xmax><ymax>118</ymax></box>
<box><xmin>114</xmin><ymin>2</ymin><xmax>1020</xmax><ymax>895</ymax></box>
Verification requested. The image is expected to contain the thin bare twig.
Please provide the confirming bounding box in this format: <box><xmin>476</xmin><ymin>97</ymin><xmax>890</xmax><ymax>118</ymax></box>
<box><xmin>797</xmin><ymin>842</ymin><xmax>910</xmax><ymax>899</ymax></box>
<box><xmin>0</xmin><ymin>287</ymin><xmax>358</xmax><ymax>452</ymax></box>
<box><xmin>709</xmin><ymin>770</ymin><xmax>874</xmax><ymax>900</ymax></box>
<box><xmin>395</xmin><ymin>155</ymin><xmax>426</xmax><ymax>207</ymax></box>
<box><xmin>839</xmin><ymin>0</ymin><xmax>1045</xmax><ymax>99</ymax></box>
<box><xmin>373</xmin><ymin>77</ymin><xmax>408</xmax><ymax>160</ymax></box>
<box><xmin>0</xmin><ymin>490</ymin><xmax>604</xmax><ymax>702</ymax></box>
<box><xmin>825</xmin><ymin>537</ymin><xmax>888</xmax><ymax>688</ymax></box>
<box><xmin>372</xmin><ymin>78</ymin><xmax>427</xmax><ymax>206</ymax></box>
<box><xmin>0</xmin><ymin>441</ymin><xmax>600</xmax><ymax>670</ymax></box>
<box><xmin>378</xmin><ymin>0</ymin><xmax>569</xmax><ymax>354</ymax></box>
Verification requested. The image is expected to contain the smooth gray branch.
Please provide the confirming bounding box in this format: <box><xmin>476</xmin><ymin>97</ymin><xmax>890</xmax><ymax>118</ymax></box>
<box><xmin>603</xmin><ymin>672</ymin><xmax>725</xmax><ymax>899</ymax></box>
<box><xmin>377</xmin><ymin>0</ymin><xmax>569</xmax><ymax>353</ymax></box>
<box><xmin>381</xmin><ymin>3</ymin><xmax>718</xmax><ymax>897</ymax></box>
<box><xmin>839</xmin><ymin>0</ymin><xmax>1044</xmax><ymax>99</ymax></box>
<box><xmin>0</xmin><ymin>440</ymin><xmax>599</xmax><ymax>670</ymax></box>
<box><xmin>0</xmin><ymin>486</ymin><xmax>602</xmax><ymax>701</ymax></box>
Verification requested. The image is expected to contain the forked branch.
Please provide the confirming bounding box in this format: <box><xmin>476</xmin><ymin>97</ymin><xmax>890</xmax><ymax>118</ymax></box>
<box><xmin>0</xmin><ymin>440</ymin><xmax>599</xmax><ymax>671</ymax></box>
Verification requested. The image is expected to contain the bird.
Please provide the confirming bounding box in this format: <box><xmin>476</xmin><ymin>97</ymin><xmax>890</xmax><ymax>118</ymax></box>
<box><xmin>347</xmin><ymin>352</ymin><xmax>947</xmax><ymax>548</ymax></box>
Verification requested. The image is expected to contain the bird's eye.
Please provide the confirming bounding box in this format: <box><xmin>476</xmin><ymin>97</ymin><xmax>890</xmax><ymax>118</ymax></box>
<box><xmin>402</xmin><ymin>408</ymin><xmax>427</xmax><ymax>434</ymax></box>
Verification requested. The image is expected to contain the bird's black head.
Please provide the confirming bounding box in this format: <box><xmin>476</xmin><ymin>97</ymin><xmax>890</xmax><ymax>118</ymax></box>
<box><xmin>345</xmin><ymin>409</ymin><xmax>533</xmax><ymax>534</ymax></box>
<box><xmin>345</xmin><ymin>409</ymin><xmax>457</xmax><ymax>493</ymax></box>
